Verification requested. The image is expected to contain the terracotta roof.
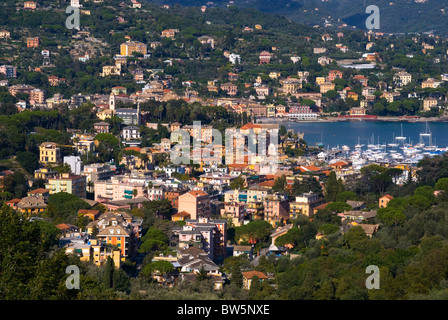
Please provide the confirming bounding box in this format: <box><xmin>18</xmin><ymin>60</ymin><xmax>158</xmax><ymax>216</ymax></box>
<box><xmin>242</xmin><ymin>270</ymin><xmax>268</xmax><ymax>279</ymax></box>
<box><xmin>257</xmin><ymin>180</ymin><xmax>275</xmax><ymax>187</ymax></box>
<box><xmin>380</xmin><ymin>194</ymin><xmax>394</xmax><ymax>200</ymax></box>
<box><xmin>28</xmin><ymin>188</ymin><xmax>49</xmax><ymax>194</ymax></box>
<box><xmin>6</xmin><ymin>198</ymin><xmax>21</xmax><ymax>204</ymax></box>
<box><xmin>124</xmin><ymin>147</ymin><xmax>142</xmax><ymax>152</ymax></box>
<box><xmin>172</xmin><ymin>211</ymin><xmax>191</xmax><ymax>218</ymax></box>
<box><xmin>330</xmin><ymin>161</ymin><xmax>349</xmax><ymax>167</ymax></box>
<box><xmin>188</xmin><ymin>190</ymin><xmax>208</xmax><ymax>197</ymax></box>
<box><xmin>78</xmin><ymin>209</ymin><xmax>100</xmax><ymax>215</ymax></box>
<box><xmin>297</xmin><ymin>165</ymin><xmax>321</xmax><ymax>172</ymax></box>
<box><xmin>56</xmin><ymin>223</ymin><xmax>76</xmax><ymax>230</ymax></box>
<box><xmin>314</xmin><ymin>202</ymin><xmax>329</xmax><ymax>211</ymax></box>
<box><xmin>241</xmin><ymin>123</ymin><xmax>262</xmax><ymax>130</ymax></box>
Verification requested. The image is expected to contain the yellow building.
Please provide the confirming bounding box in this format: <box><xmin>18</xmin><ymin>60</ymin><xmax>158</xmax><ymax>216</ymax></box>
<box><xmin>423</xmin><ymin>97</ymin><xmax>438</xmax><ymax>111</ymax></box>
<box><xmin>39</xmin><ymin>142</ymin><xmax>61</xmax><ymax>164</ymax></box>
<box><xmin>17</xmin><ymin>196</ymin><xmax>47</xmax><ymax>216</ymax></box>
<box><xmin>315</xmin><ymin>77</ymin><xmax>326</xmax><ymax>85</ymax></box>
<box><xmin>171</xmin><ymin>211</ymin><xmax>191</xmax><ymax>222</ymax></box>
<box><xmin>320</xmin><ymin>82</ymin><xmax>335</xmax><ymax>93</ymax></box>
<box><xmin>45</xmin><ymin>173</ymin><xmax>87</xmax><ymax>198</ymax></box>
<box><xmin>120</xmin><ymin>41</ymin><xmax>147</xmax><ymax>56</ymax></box>
<box><xmin>347</xmin><ymin>92</ymin><xmax>359</xmax><ymax>100</ymax></box>
<box><xmin>34</xmin><ymin>167</ymin><xmax>58</xmax><ymax>180</ymax></box>
<box><xmin>350</xmin><ymin>107</ymin><xmax>366</xmax><ymax>116</ymax></box>
<box><xmin>101</xmin><ymin>65</ymin><xmax>121</xmax><ymax>77</ymax></box>
<box><xmin>269</xmin><ymin>72</ymin><xmax>281</xmax><ymax>79</ymax></box>
<box><xmin>242</xmin><ymin>271</ymin><xmax>268</xmax><ymax>290</ymax></box>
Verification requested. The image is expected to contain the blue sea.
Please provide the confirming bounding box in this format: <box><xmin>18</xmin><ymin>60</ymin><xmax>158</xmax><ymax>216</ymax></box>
<box><xmin>286</xmin><ymin>120</ymin><xmax>448</xmax><ymax>149</ymax></box>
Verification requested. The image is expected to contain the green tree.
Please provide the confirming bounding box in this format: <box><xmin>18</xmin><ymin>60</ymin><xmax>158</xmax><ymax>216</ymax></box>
<box><xmin>102</xmin><ymin>256</ymin><xmax>115</xmax><ymax>289</ymax></box>
<box><xmin>230</xmin><ymin>175</ymin><xmax>245</xmax><ymax>190</ymax></box>
<box><xmin>324</xmin><ymin>171</ymin><xmax>344</xmax><ymax>201</ymax></box>
<box><xmin>16</xmin><ymin>151</ymin><xmax>39</xmax><ymax>174</ymax></box>
<box><xmin>377</xmin><ymin>207</ymin><xmax>406</xmax><ymax>226</ymax></box>
<box><xmin>138</xmin><ymin>227</ymin><xmax>169</xmax><ymax>253</ymax></box>
<box><xmin>272</xmin><ymin>175</ymin><xmax>287</xmax><ymax>193</ymax></box>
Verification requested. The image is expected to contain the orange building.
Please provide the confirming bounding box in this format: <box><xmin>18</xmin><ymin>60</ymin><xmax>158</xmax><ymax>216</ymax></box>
<box><xmin>379</xmin><ymin>194</ymin><xmax>394</xmax><ymax>208</ymax></box>
<box><xmin>27</xmin><ymin>37</ymin><xmax>40</xmax><ymax>48</ymax></box>
<box><xmin>97</xmin><ymin>225</ymin><xmax>131</xmax><ymax>258</ymax></box>
<box><xmin>24</xmin><ymin>1</ymin><xmax>37</xmax><ymax>9</ymax></box>
<box><xmin>171</xmin><ymin>211</ymin><xmax>191</xmax><ymax>222</ymax></box>
<box><xmin>178</xmin><ymin>190</ymin><xmax>211</xmax><ymax>220</ymax></box>
<box><xmin>242</xmin><ymin>271</ymin><xmax>268</xmax><ymax>290</ymax></box>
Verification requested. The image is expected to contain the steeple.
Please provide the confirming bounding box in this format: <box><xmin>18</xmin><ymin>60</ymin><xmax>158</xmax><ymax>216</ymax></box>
<box><xmin>109</xmin><ymin>92</ymin><xmax>115</xmax><ymax>112</ymax></box>
<box><xmin>137</xmin><ymin>101</ymin><xmax>141</xmax><ymax>125</ymax></box>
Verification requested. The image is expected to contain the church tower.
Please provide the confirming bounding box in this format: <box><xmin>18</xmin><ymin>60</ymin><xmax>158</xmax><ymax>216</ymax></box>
<box><xmin>136</xmin><ymin>101</ymin><xmax>141</xmax><ymax>125</ymax></box>
<box><xmin>109</xmin><ymin>92</ymin><xmax>115</xmax><ymax>112</ymax></box>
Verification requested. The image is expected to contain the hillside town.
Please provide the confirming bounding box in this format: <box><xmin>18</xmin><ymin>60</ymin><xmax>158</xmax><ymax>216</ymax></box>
<box><xmin>2</xmin><ymin>0</ymin><xmax>448</xmax><ymax>302</ymax></box>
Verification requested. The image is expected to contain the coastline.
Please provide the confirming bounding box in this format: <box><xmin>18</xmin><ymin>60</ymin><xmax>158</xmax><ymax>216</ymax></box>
<box><xmin>257</xmin><ymin>116</ymin><xmax>448</xmax><ymax>123</ymax></box>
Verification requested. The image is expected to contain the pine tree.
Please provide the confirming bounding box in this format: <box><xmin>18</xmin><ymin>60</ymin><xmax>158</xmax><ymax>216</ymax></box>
<box><xmin>103</xmin><ymin>256</ymin><xmax>115</xmax><ymax>289</ymax></box>
<box><xmin>324</xmin><ymin>171</ymin><xmax>344</xmax><ymax>201</ymax></box>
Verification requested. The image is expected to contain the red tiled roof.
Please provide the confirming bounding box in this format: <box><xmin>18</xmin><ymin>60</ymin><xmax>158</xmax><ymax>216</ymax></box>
<box><xmin>56</xmin><ymin>223</ymin><xmax>72</xmax><ymax>230</ymax></box>
<box><xmin>6</xmin><ymin>198</ymin><xmax>21</xmax><ymax>204</ymax></box>
<box><xmin>257</xmin><ymin>180</ymin><xmax>275</xmax><ymax>187</ymax></box>
<box><xmin>330</xmin><ymin>161</ymin><xmax>349</xmax><ymax>167</ymax></box>
<box><xmin>28</xmin><ymin>188</ymin><xmax>49</xmax><ymax>194</ymax></box>
<box><xmin>189</xmin><ymin>190</ymin><xmax>207</xmax><ymax>197</ymax></box>
<box><xmin>172</xmin><ymin>211</ymin><xmax>191</xmax><ymax>218</ymax></box>
<box><xmin>240</xmin><ymin>123</ymin><xmax>261</xmax><ymax>130</ymax></box>
<box><xmin>381</xmin><ymin>194</ymin><xmax>394</xmax><ymax>200</ymax></box>
<box><xmin>78</xmin><ymin>209</ymin><xmax>100</xmax><ymax>215</ymax></box>
<box><xmin>242</xmin><ymin>271</ymin><xmax>268</xmax><ymax>279</ymax></box>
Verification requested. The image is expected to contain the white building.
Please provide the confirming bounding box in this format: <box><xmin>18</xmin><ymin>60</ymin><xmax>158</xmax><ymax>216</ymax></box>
<box><xmin>121</xmin><ymin>126</ymin><xmax>140</xmax><ymax>141</ymax></box>
<box><xmin>70</xmin><ymin>0</ymin><xmax>81</xmax><ymax>8</ymax></box>
<box><xmin>228</xmin><ymin>53</ymin><xmax>241</xmax><ymax>65</ymax></box>
<box><xmin>64</xmin><ymin>156</ymin><xmax>82</xmax><ymax>175</ymax></box>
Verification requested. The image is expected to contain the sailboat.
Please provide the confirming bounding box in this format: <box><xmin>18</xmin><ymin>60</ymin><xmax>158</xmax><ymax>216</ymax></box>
<box><xmin>388</xmin><ymin>131</ymin><xmax>399</xmax><ymax>148</ymax></box>
<box><xmin>421</xmin><ymin>122</ymin><xmax>437</xmax><ymax>151</ymax></box>
<box><xmin>317</xmin><ymin>133</ymin><xmax>324</xmax><ymax>147</ymax></box>
<box><xmin>395</xmin><ymin>123</ymin><xmax>406</xmax><ymax>142</ymax></box>
<box><xmin>355</xmin><ymin>136</ymin><xmax>364</xmax><ymax>149</ymax></box>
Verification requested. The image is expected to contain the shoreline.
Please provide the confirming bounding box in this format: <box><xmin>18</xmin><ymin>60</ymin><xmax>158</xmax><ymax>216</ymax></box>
<box><xmin>257</xmin><ymin>116</ymin><xmax>448</xmax><ymax>123</ymax></box>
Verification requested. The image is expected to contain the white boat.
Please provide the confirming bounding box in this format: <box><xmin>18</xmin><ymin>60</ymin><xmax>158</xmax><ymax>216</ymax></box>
<box><xmin>395</xmin><ymin>123</ymin><xmax>406</xmax><ymax>141</ymax></box>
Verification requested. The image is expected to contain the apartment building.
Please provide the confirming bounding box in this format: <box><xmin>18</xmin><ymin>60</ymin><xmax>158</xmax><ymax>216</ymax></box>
<box><xmin>45</xmin><ymin>173</ymin><xmax>87</xmax><ymax>198</ymax></box>
<box><xmin>27</xmin><ymin>37</ymin><xmax>40</xmax><ymax>48</ymax></box>
<box><xmin>94</xmin><ymin>177</ymin><xmax>145</xmax><ymax>201</ymax></box>
<box><xmin>289</xmin><ymin>191</ymin><xmax>325</xmax><ymax>218</ymax></box>
<box><xmin>120</xmin><ymin>41</ymin><xmax>147</xmax><ymax>56</ymax></box>
<box><xmin>178</xmin><ymin>190</ymin><xmax>211</xmax><ymax>220</ymax></box>
<box><xmin>0</xmin><ymin>65</ymin><xmax>17</xmax><ymax>78</ymax></box>
<box><xmin>263</xmin><ymin>195</ymin><xmax>290</xmax><ymax>227</ymax></box>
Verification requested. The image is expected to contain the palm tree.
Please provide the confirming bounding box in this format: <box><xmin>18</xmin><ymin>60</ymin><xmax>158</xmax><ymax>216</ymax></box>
<box><xmin>87</xmin><ymin>180</ymin><xmax>94</xmax><ymax>194</ymax></box>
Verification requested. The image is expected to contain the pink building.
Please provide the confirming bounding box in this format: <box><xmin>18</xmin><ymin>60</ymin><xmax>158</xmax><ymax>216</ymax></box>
<box><xmin>220</xmin><ymin>202</ymin><xmax>246</xmax><ymax>226</ymax></box>
<box><xmin>94</xmin><ymin>177</ymin><xmax>145</xmax><ymax>201</ymax></box>
<box><xmin>263</xmin><ymin>195</ymin><xmax>290</xmax><ymax>227</ymax></box>
<box><xmin>0</xmin><ymin>65</ymin><xmax>17</xmax><ymax>78</ymax></box>
<box><xmin>259</xmin><ymin>51</ymin><xmax>272</xmax><ymax>64</ymax></box>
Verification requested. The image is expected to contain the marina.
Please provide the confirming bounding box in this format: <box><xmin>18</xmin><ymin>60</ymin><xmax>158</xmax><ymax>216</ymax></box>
<box><xmin>287</xmin><ymin>120</ymin><xmax>448</xmax><ymax>173</ymax></box>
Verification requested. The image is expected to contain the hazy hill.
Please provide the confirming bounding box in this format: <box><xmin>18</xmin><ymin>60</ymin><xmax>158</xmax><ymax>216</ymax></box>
<box><xmin>146</xmin><ymin>0</ymin><xmax>448</xmax><ymax>35</ymax></box>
